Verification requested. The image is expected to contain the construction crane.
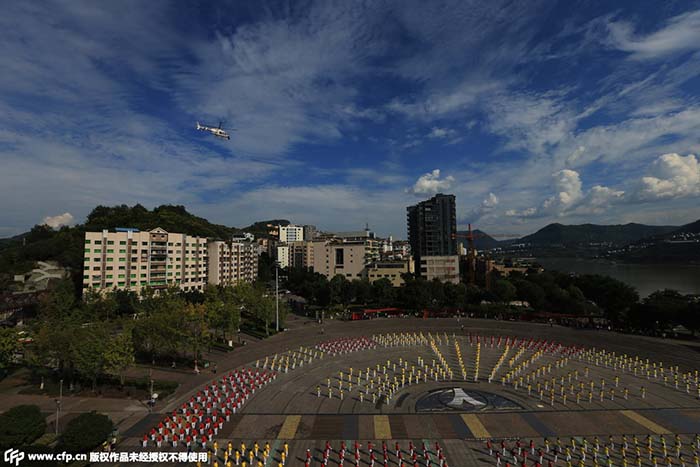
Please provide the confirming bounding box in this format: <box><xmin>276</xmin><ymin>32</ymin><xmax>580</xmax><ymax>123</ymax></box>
<box><xmin>451</xmin><ymin>224</ymin><xmax>519</xmax><ymax>285</ymax></box>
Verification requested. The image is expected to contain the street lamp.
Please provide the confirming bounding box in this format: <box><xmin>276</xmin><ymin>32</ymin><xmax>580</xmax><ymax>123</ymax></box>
<box><xmin>55</xmin><ymin>379</ymin><xmax>63</xmax><ymax>435</ymax></box>
<box><xmin>275</xmin><ymin>261</ymin><xmax>280</xmax><ymax>332</ymax></box>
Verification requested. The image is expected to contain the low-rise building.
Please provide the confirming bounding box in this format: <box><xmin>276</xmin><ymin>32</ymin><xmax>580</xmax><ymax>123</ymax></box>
<box><xmin>420</xmin><ymin>255</ymin><xmax>460</xmax><ymax>284</ymax></box>
<box><xmin>312</xmin><ymin>240</ymin><xmax>368</xmax><ymax>280</ymax></box>
<box><xmin>361</xmin><ymin>260</ymin><xmax>414</xmax><ymax>287</ymax></box>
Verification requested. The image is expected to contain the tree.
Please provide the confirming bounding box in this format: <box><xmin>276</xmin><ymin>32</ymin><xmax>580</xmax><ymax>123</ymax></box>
<box><xmin>184</xmin><ymin>303</ymin><xmax>209</xmax><ymax>361</ymax></box>
<box><xmin>0</xmin><ymin>327</ymin><xmax>18</xmax><ymax>369</ymax></box>
<box><xmin>59</xmin><ymin>412</ymin><xmax>113</xmax><ymax>453</ymax></box>
<box><xmin>39</xmin><ymin>278</ymin><xmax>77</xmax><ymax>322</ymax></box>
<box><xmin>512</xmin><ymin>279</ymin><xmax>546</xmax><ymax>310</ymax></box>
<box><xmin>329</xmin><ymin>275</ymin><xmax>350</xmax><ymax>306</ymax></box>
<box><xmin>351</xmin><ymin>279</ymin><xmax>371</xmax><ymax>305</ymax></box>
<box><xmin>574</xmin><ymin>274</ymin><xmax>639</xmax><ymax>324</ymax></box>
<box><xmin>104</xmin><ymin>328</ymin><xmax>135</xmax><ymax>386</ymax></box>
<box><xmin>492</xmin><ymin>279</ymin><xmax>516</xmax><ymax>304</ymax></box>
<box><xmin>218</xmin><ymin>286</ymin><xmax>242</xmax><ymax>342</ymax></box>
<box><xmin>679</xmin><ymin>300</ymin><xmax>700</xmax><ymax>336</ymax></box>
<box><xmin>257</xmin><ymin>252</ymin><xmax>275</xmax><ymax>283</ymax></box>
<box><xmin>370</xmin><ymin>278</ymin><xmax>395</xmax><ymax>307</ymax></box>
<box><xmin>71</xmin><ymin>325</ymin><xmax>108</xmax><ymax>391</ymax></box>
<box><xmin>0</xmin><ymin>405</ymin><xmax>46</xmax><ymax>449</ymax></box>
<box><xmin>83</xmin><ymin>289</ymin><xmax>118</xmax><ymax>321</ymax></box>
<box><xmin>400</xmin><ymin>276</ymin><xmax>431</xmax><ymax>311</ymax></box>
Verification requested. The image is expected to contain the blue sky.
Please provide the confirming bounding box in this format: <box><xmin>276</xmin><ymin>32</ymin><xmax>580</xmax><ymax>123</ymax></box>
<box><xmin>2</xmin><ymin>0</ymin><xmax>700</xmax><ymax>239</ymax></box>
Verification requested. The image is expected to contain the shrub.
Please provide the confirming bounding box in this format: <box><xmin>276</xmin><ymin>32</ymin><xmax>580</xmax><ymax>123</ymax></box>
<box><xmin>0</xmin><ymin>404</ymin><xmax>46</xmax><ymax>449</ymax></box>
<box><xmin>59</xmin><ymin>411</ymin><xmax>113</xmax><ymax>453</ymax></box>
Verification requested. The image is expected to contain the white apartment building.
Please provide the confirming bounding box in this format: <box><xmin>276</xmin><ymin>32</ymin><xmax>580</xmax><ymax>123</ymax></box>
<box><xmin>276</xmin><ymin>245</ymin><xmax>290</xmax><ymax>269</ymax></box>
<box><xmin>278</xmin><ymin>224</ymin><xmax>304</xmax><ymax>243</ymax></box>
<box><xmin>207</xmin><ymin>240</ymin><xmax>258</xmax><ymax>286</ymax></box>
<box><xmin>83</xmin><ymin>228</ymin><xmax>208</xmax><ymax>295</ymax></box>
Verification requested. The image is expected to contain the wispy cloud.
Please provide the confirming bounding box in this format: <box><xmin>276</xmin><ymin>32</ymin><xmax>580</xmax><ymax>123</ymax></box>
<box><xmin>606</xmin><ymin>9</ymin><xmax>700</xmax><ymax>60</ymax></box>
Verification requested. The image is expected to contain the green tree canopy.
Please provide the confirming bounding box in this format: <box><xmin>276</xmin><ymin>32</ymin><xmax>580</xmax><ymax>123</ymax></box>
<box><xmin>59</xmin><ymin>411</ymin><xmax>113</xmax><ymax>453</ymax></box>
<box><xmin>0</xmin><ymin>405</ymin><xmax>46</xmax><ymax>449</ymax></box>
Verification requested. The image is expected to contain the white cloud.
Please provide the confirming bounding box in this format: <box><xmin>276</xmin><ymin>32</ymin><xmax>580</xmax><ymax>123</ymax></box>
<box><xmin>408</xmin><ymin>169</ymin><xmax>455</xmax><ymax>195</ymax></box>
<box><xmin>606</xmin><ymin>10</ymin><xmax>700</xmax><ymax>60</ymax></box>
<box><xmin>464</xmin><ymin>192</ymin><xmax>499</xmax><ymax>222</ymax></box>
<box><xmin>506</xmin><ymin>169</ymin><xmax>624</xmax><ymax>218</ymax></box>
<box><xmin>542</xmin><ymin>169</ymin><xmax>584</xmax><ymax>213</ymax></box>
<box><xmin>427</xmin><ymin>127</ymin><xmax>456</xmax><ymax>139</ymax></box>
<box><xmin>42</xmin><ymin>212</ymin><xmax>74</xmax><ymax>229</ymax></box>
<box><xmin>572</xmin><ymin>185</ymin><xmax>625</xmax><ymax>215</ymax></box>
<box><xmin>633</xmin><ymin>153</ymin><xmax>700</xmax><ymax>200</ymax></box>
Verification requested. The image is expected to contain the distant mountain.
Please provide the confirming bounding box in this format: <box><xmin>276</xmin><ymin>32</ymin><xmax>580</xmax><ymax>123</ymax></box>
<box><xmin>456</xmin><ymin>229</ymin><xmax>501</xmax><ymax>250</ymax></box>
<box><xmin>241</xmin><ymin>219</ymin><xmax>290</xmax><ymax>238</ymax></box>
<box><xmin>518</xmin><ymin>222</ymin><xmax>678</xmax><ymax>246</ymax></box>
<box><xmin>614</xmin><ymin>219</ymin><xmax>700</xmax><ymax>263</ymax></box>
<box><xmin>674</xmin><ymin>219</ymin><xmax>700</xmax><ymax>234</ymax></box>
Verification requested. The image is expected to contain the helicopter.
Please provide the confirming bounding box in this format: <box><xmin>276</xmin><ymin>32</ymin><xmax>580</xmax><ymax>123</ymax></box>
<box><xmin>196</xmin><ymin>121</ymin><xmax>232</xmax><ymax>140</ymax></box>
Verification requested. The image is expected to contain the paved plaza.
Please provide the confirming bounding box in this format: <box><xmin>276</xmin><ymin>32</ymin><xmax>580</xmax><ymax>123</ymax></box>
<box><xmin>114</xmin><ymin>317</ymin><xmax>700</xmax><ymax>466</ymax></box>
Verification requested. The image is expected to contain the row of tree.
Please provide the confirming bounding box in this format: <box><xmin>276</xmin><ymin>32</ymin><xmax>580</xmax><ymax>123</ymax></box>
<box><xmin>4</xmin><ymin>279</ymin><xmax>288</xmax><ymax>390</ymax></box>
<box><xmin>283</xmin><ymin>267</ymin><xmax>700</xmax><ymax>334</ymax></box>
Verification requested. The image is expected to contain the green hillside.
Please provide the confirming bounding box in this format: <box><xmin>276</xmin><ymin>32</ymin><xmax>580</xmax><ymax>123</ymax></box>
<box><xmin>0</xmin><ymin>204</ymin><xmax>287</xmax><ymax>293</ymax></box>
<box><xmin>518</xmin><ymin>222</ymin><xmax>678</xmax><ymax>246</ymax></box>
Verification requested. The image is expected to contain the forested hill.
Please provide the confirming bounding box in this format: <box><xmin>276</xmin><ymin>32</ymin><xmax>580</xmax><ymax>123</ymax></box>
<box><xmin>517</xmin><ymin>222</ymin><xmax>678</xmax><ymax>246</ymax></box>
<box><xmin>83</xmin><ymin>205</ymin><xmax>238</xmax><ymax>239</ymax></box>
<box><xmin>0</xmin><ymin>204</ymin><xmax>287</xmax><ymax>292</ymax></box>
<box><xmin>613</xmin><ymin>218</ymin><xmax>700</xmax><ymax>263</ymax></box>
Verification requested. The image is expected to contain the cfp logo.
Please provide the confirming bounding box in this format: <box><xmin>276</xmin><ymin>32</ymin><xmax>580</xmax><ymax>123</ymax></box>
<box><xmin>4</xmin><ymin>449</ymin><xmax>25</xmax><ymax>466</ymax></box>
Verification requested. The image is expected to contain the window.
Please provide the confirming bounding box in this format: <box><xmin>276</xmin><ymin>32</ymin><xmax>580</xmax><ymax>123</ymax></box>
<box><xmin>118</xmin><ymin>282</ymin><xmax>125</xmax><ymax>287</ymax></box>
<box><xmin>84</xmin><ymin>248</ymin><xmax>90</xmax><ymax>253</ymax></box>
<box><xmin>95</xmin><ymin>240</ymin><xmax>102</xmax><ymax>245</ymax></box>
<box><xmin>119</xmin><ymin>249</ymin><xmax>126</xmax><ymax>254</ymax></box>
<box><xmin>141</xmin><ymin>274</ymin><xmax>147</xmax><ymax>278</ymax></box>
<box><xmin>118</xmin><ymin>266</ymin><xmax>125</xmax><ymax>270</ymax></box>
<box><xmin>120</xmin><ymin>241</ymin><xmax>126</xmax><ymax>245</ymax></box>
<box><xmin>94</xmin><ymin>249</ymin><xmax>101</xmax><ymax>254</ymax></box>
<box><xmin>142</xmin><ymin>242</ymin><xmax>148</xmax><ymax>246</ymax></box>
<box><xmin>140</xmin><ymin>281</ymin><xmax>147</xmax><ymax>286</ymax></box>
<box><xmin>119</xmin><ymin>258</ymin><xmax>126</xmax><ymax>262</ymax></box>
<box><xmin>118</xmin><ymin>274</ymin><xmax>125</xmax><ymax>279</ymax></box>
<box><xmin>107</xmin><ymin>240</ymin><xmax>114</xmax><ymax>245</ymax></box>
<box><xmin>106</xmin><ymin>266</ymin><xmax>113</xmax><ymax>270</ymax></box>
<box><xmin>85</xmin><ymin>239</ymin><xmax>91</xmax><ymax>244</ymax></box>
<box><xmin>84</xmin><ymin>265</ymin><xmax>90</xmax><ymax>270</ymax></box>
<box><xmin>130</xmin><ymin>274</ymin><xmax>136</xmax><ymax>278</ymax></box>
<box><xmin>83</xmin><ymin>275</ymin><xmax>89</xmax><ymax>279</ymax></box>
<box><xmin>106</xmin><ymin>258</ymin><xmax>113</xmax><ymax>262</ymax></box>
<box><xmin>106</xmin><ymin>275</ymin><xmax>113</xmax><ymax>279</ymax></box>
<box><xmin>107</xmin><ymin>249</ymin><xmax>114</xmax><ymax>253</ymax></box>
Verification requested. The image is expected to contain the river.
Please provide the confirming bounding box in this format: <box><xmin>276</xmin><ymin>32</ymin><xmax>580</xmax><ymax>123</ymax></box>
<box><xmin>535</xmin><ymin>257</ymin><xmax>700</xmax><ymax>297</ymax></box>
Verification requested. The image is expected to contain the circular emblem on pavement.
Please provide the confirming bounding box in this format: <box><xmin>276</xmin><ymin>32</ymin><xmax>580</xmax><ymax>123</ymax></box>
<box><xmin>415</xmin><ymin>388</ymin><xmax>521</xmax><ymax>412</ymax></box>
